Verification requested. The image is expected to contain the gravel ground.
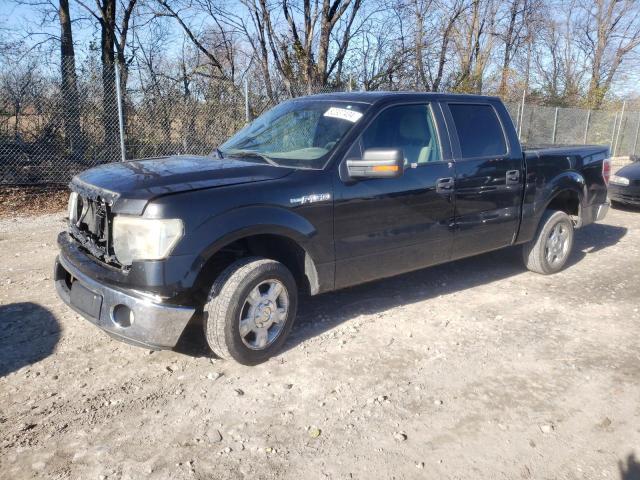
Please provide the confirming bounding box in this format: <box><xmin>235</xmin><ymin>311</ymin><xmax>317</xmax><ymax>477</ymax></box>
<box><xmin>1</xmin><ymin>207</ymin><xmax>639</xmax><ymax>480</ymax></box>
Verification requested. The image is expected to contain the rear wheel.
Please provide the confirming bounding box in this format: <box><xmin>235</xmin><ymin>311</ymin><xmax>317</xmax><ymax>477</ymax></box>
<box><xmin>203</xmin><ymin>257</ymin><xmax>298</xmax><ymax>365</ymax></box>
<box><xmin>523</xmin><ymin>210</ymin><xmax>574</xmax><ymax>275</ymax></box>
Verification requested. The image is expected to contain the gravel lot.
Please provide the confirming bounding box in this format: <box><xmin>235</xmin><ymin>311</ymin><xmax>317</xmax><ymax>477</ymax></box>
<box><xmin>1</xmin><ymin>207</ymin><xmax>639</xmax><ymax>480</ymax></box>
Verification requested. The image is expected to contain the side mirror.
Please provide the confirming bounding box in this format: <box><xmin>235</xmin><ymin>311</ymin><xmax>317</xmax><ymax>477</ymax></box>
<box><xmin>346</xmin><ymin>148</ymin><xmax>404</xmax><ymax>179</ymax></box>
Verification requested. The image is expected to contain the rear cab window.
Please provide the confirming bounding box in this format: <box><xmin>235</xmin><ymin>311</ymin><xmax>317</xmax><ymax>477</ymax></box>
<box><xmin>448</xmin><ymin>103</ymin><xmax>507</xmax><ymax>158</ymax></box>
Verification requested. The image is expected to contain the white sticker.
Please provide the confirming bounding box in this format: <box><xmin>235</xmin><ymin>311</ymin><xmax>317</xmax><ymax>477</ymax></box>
<box><xmin>323</xmin><ymin>107</ymin><xmax>363</xmax><ymax>123</ymax></box>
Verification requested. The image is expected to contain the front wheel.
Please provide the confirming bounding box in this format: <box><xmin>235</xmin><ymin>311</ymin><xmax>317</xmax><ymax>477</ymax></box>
<box><xmin>523</xmin><ymin>210</ymin><xmax>574</xmax><ymax>275</ymax></box>
<box><xmin>203</xmin><ymin>257</ymin><xmax>298</xmax><ymax>365</ymax></box>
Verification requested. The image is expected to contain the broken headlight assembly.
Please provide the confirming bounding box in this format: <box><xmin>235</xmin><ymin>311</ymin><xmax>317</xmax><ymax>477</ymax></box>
<box><xmin>68</xmin><ymin>191</ymin><xmax>80</xmax><ymax>224</ymax></box>
<box><xmin>112</xmin><ymin>216</ymin><xmax>183</xmax><ymax>266</ymax></box>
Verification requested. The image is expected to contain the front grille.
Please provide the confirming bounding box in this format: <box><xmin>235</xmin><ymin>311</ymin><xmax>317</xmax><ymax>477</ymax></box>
<box><xmin>611</xmin><ymin>192</ymin><xmax>640</xmax><ymax>204</ymax></box>
<box><xmin>68</xmin><ymin>195</ymin><xmax>119</xmax><ymax>265</ymax></box>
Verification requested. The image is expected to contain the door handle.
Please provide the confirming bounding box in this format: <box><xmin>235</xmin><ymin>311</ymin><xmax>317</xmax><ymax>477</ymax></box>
<box><xmin>506</xmin><ymin>170</ymin><xmax>520</xmax><ymax>185</ymax></box>
<box><xmin>436</xmin><ymin>177</ymin><xmax>454</xmax><ymax>193</ymax></box>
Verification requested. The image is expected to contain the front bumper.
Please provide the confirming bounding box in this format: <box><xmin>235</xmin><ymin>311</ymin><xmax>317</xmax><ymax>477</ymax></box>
<box><xmin>54</xmin><ymin>253</ymin><xmax>195</xmax><ymax>350</ymax></box>
<box><xmin>609</xmin><ymin>184</ymin><xmax>640</xmax><ymax>206</ymax></box>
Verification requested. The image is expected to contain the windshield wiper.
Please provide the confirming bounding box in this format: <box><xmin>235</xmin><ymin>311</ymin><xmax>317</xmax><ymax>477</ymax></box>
<box><xmin>224</xmin><ymin>150</ymin><xmax>279</xmax><ymax>167</ymax></box>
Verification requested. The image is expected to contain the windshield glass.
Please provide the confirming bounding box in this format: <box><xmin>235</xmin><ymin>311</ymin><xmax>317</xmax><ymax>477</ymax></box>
<box><xmin>219</xmin><ymin>99</ymin><xmax>369</xmax><ymax>169</ymax></box>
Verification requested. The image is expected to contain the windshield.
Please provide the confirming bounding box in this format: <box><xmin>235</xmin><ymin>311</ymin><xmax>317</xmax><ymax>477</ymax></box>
<box><xmin>219</xmin><ymin>99</ymin><xmax>369</xmax><ymax>169</ymax></box>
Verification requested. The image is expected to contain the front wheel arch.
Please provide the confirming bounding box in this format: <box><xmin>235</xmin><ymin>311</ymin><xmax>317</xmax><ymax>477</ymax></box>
<box><xmin>192</xmin><ymin>230</ymin><xmax>322</xmax><ymax>305</ymax></box>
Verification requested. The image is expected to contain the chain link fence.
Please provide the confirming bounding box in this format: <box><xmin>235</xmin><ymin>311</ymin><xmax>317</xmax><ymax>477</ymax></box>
<box><xmin>505</xmin><ymin>101</ymin><xmax>638</xmax><ymax>171</ymax></box>
<box><xmin>0</xmin><ymin>60</ymin><xmax>124</xmax><ymax>184</ymax></box>
<box><xmin>1</xmin><ymin>61</ymin><xmax>637</xmax><ymax>185</ymax></box>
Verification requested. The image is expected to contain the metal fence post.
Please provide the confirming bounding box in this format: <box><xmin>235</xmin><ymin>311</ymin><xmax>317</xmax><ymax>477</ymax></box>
<box><xmin>613</xmin><ymin>101</ymin><xmax>626</xmax><ymax>156</ymax></box>
<box><xmin>611</xmin><ymin>112</ymin><xmax>619</xmax><ymax>149</ymax></box>
<box><xmin>518</xmin><ymin>89</ymin><xmax>525</xmax><ymax>140</ymax></box>
<box><xmin>583</xmin><ymin>110</ymin><xmax>591</xmax><ymax>144</ymax></box>
<box><xmin>113</xmin><ymin>58</ymin><xmax>126</xmax><ymax>162</ymax></box>
<box><xmin>244</xmin><ymin>78</ymin><xmax>250</xmax><ymax>123</ymax></box>
<box><xmin>632</xmin><ymin>112</ymin><xmax>640</xmax><ymax>156</ymax></box>
<box><xmin>552</xmin><ymin>107</ymin><xmax>559</xmax><ymax>143</ymax></box>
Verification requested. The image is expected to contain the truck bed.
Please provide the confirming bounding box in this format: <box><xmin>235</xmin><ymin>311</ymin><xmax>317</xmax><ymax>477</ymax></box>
<box><xmin>516</xmin><ymin>143</ymin><xmax>610</xmax><ymax>244</ymax></box>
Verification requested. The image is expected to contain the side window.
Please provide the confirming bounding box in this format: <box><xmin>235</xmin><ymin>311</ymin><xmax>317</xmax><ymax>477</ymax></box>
<box><xmin>448</xmin><ymin>104</ymin><xmax>507</xmax><ymax>158</ymax></box>
<box><xmin>361</xmin><ymin>104</ymin><xmax>441</xmax><ymax>164</ymax></box>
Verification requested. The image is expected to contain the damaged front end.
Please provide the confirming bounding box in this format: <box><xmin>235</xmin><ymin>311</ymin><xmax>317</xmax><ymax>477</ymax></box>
<box><xmin>56</xmin><ymin>181</ymin><xmax>195</xmax><ymax>350</ymax></box>
<box><xmin>67</xmin><ymin>184</ymin><xmax>121</xmax><ymax>267</ymax></box>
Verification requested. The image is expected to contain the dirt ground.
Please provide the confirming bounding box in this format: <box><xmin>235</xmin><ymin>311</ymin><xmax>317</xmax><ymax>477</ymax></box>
<box><xmin>0</xmin><ymin>186</ymin><xmax>68</xmax><ymax>218</ymax></box>
<box><xmin>1</xmin><ymin>206</ymin><xmax>639</xmax><ymax>480</ymax></box>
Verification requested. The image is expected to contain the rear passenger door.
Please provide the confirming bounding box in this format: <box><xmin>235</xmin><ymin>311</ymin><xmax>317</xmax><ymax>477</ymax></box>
<box><xmin>444</xmin><ymin>102</ymin><xmax>524</xmax><ymax>259</ymax></box>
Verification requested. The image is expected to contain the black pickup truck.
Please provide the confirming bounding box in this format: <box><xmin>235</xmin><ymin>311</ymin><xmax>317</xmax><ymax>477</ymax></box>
<box><xmin>55</xmin><ymin>92</ymin><xmax>611</xmax><ymax>365</ymax></box>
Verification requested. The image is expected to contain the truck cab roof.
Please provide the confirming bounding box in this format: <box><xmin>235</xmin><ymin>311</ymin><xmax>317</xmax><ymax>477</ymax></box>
<box><xmin>297</xmin><ymin>91</ymin><xmax>502</xmax><ymax>105</ymax></box>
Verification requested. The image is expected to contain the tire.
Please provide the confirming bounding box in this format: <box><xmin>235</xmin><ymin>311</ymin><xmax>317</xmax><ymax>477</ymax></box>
<box><xmin>522</xmin><ymin>210</ymin><xmax>574</xmax><ymax>275</ymax></box>
<box><xmin>203</xmin><ymin>257</ymin><xmax>298</xmax><ymax>365</ymax></box>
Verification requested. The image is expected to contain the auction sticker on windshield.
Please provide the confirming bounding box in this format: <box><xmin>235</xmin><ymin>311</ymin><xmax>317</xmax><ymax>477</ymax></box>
<box><xmin>323</xmin><ymin>107</ymin><xmax>363</xmax><ymax>123</ymax></box>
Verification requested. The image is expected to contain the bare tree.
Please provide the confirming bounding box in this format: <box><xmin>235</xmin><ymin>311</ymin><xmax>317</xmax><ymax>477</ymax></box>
<box><xmin>413</xmin><ymin>0</ymin><xmax>435</xmax><ymax>89</ymax></box>
<box><xmin>352</xmin><ymin>9</ymin><xmax>408</xmax><ymax>90</ymax></box>
<box><xmin>532</xmin><ymin>2</ymin><xmax>585</xmax><ymax>106</ymax></box>
<box><xmin>223</xmin><ymin>0</ymin><xmax>277</xmax><ymax>101</ymax></box>
<box><xmin>95</xmin><ymin>0</ymin><xmax>119</xmax><ymax>152</ymax></box>
<box><xmin>452</xmin><ymin>0</ymin><xmax>498</xmax><ymax>94</ymax></box>
<box><xmin>578</xmin><ymin>0</ymin><xmax>640</xmax><ymax>108</ymax></box>
<box><xmin>10</xmin><ymin>0</ymin><xmax>85</xmax><ymax>151</ymax></box>
<box><xmin>411</xmin><ymin>0</ymin><xmax>468</xmax><ymax>91</ymax></box>
<box><xmin>0</xmin><ymin>57</ymin><xmax>41</xmax><ymax>139</ymax></box>
<box><xmin>255</xmin><ymin>0</ymin><xmax>363</xmax><ymax>90</ymax></box>
<box><xmin>154</xmin><ymin>0</ymin><xmax>235</xmax><ymax>82</ymax></box>
<box><xmin>74</xmin><ymin>0</ymin><xmax>138</xmax><ymax>157</ymax></box>
<box><xmin>496</xmin><ymin>0</ymin><xmax>542</xmax><ymax>97</ymax></box>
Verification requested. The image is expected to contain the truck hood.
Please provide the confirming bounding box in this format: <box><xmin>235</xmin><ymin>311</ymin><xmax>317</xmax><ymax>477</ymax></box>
<box><xmin>616</xmin><ymin>160</ymin><xmax>640</xmax><ymax>180</ymax></box>
<box><xmin>70</xmin><ymin>155</ymin><xmax>294</xmax><ymax>215</ymax></box>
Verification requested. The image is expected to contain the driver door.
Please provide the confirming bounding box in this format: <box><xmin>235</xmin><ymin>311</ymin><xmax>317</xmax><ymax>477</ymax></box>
<box><xmin>333</xmin><ymin>102</ymin><xmax>456</xmax><ymax>289</ymax></box>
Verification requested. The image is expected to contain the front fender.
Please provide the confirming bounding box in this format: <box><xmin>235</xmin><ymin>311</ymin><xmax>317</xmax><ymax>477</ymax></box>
<box><xmin>171</xmin><ymin>205</ymin><xmax>333</xmax><ymax>296</ymax></box>
<box><xmin>191</xmin><ymin>205</ymin><xmax>319</xmax><ymax>260</ymax></box>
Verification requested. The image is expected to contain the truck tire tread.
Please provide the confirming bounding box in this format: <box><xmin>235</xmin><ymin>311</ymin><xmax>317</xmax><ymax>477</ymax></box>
<box><xmin>203</xmin><ymin>257</ymin><xmax>297</xmax><ymax>364</ymax></box>
<box><xmin>522</xmin><ymin>210</ymin><xmax>574</xmax><ymax>275</ymax></box>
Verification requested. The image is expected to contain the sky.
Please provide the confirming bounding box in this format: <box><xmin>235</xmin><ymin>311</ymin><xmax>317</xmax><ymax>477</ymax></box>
<box><xmin>1</xmin><ymin>0</ymin><xmax>639</xmax><ymax>101</ymax></box>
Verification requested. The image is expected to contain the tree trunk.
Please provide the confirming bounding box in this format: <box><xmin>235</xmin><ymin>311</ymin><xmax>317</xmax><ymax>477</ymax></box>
<box><xmin>498</xmin><ymin>0</ymin><xmax>519</xmax><ymax>97</ymax></box>
<box><xmin>457</xmin><ymin>0</ymin><xmax>480</xmax><ymax>92</ymax></box>
<box><xmin>100</xmin><ymin>0</ymin><xmax>120</xmax><ymax>161</ymax></box>
<box><xmin>414</xmin><ymin>0</ymin><xmax>429</xmax><ymax>90</ymax></box>
<box><xmin>316</xmin><ymin>1</ymin><xmax>332</xmax><ymax>88</ymax></box>
<box><xmin>114</xmin><ymin>0</ymin><xmax>136</xmax><ymax>148</ymax></box>
<box><xmin>255</xmin><ymin>16</ymin><xmax>274</xmax><ymax>101</ymax></box>
<box><xmin>59</xmin><ymin>0</ymin><xmax>83</xmax><ymax>159</ymax></box>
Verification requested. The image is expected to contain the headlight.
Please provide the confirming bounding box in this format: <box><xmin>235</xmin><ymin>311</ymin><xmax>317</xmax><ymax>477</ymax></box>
<box><xmin>112</xmin><ymin>216</ymin><xmax>183</xmax><ymax>265</ymax></box>
<box><xmin>68</xmin><ymin>191</ymin><xmax>79</xmax><ymax>224</ymax></box>
<box><xmin>610</xmin><ymin>174</ymin><xmax>630</xmax><ymax>186</ymax></box>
